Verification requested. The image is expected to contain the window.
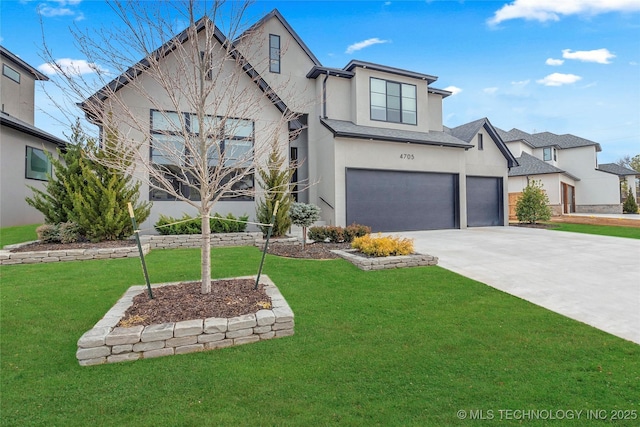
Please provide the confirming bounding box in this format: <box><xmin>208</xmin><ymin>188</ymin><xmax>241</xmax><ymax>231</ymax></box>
<box><xmin>269</xmin><ymin>34</ymin><xmax>280</xmax><ymax>73</ymax></box>
<box><xmin>477</xmin><ymin>134</ymin><xmax>484</xmax><ymax>150</ymax></box>
<box><xmin>3</xmin><ymin>64</ymin><xmax>20</xmax><ymax>83</ymax></box>
<box><xmin>370</xmin><ymin>77</ymin><xmax>417</xmax><ymax>125</ymax></box>
<box><xmin>543</xmin><ymin>147</ymin><xmax>552</xmax><ymax>161</ymax></box>
<box><xmin>553</xmin><ymin>148</ymin><xmax>557</xmax><ymax>161</ymax></box>
<box><xmin>150</xmin><ymin>110</ymin><xmax>254</xmax><ymax>201</ymax></box>
<box><xmin>26</xmin><ymin>146</ymin><xmax>50</xmax><ymax>180</ymax></box>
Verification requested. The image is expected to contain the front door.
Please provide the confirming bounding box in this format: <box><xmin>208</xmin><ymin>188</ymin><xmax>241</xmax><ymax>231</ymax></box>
<box><xmin>562</xmin><ymin>183</ymin><xmax>575</xmax><ymax>214</ymax></box>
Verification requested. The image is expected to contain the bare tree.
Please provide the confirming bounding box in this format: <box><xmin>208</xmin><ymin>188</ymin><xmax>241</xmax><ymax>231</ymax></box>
<box><xmin>40</xmin><ymin>1</ymin><xmax>306</xmax><ymax>293</ymax></box>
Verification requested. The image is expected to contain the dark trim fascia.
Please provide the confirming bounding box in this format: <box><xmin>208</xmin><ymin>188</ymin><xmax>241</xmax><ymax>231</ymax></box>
<box><xmin>428</xmin><ymin>87</ymin><xmax>451</xmax><ymax>98</ymax></box>
<box><xmin>0</xmin><ymin>46</ymin><xmax>49</xmax><ymax>81</ymax></box>
<box><xmin>320</xmin><ymin>119</ymin><xmax>472</xmax><ymax>149</ymax></box>
<box><xmin>1</xmin><ymin>114</ymin><xmax>67</xmax><ymax>148</ymax></box>
<box><xmin>238</xmin><ymin>9</ymin><xmax>321</xmax><ymax>67</ymax></box>
<box><xmin>306</xmin><ymin>66</ymin><xmax>354</xmax><ymax>79</ymax></box>
<box><xmin>344</xmin><ymin>60</ymin><xmax>437</xmax><ymax>84</ymax></box>
<box><xmin>482</xmin><ymin>121</ymin><xmax>519</xmax><ymax>168</ymax></box>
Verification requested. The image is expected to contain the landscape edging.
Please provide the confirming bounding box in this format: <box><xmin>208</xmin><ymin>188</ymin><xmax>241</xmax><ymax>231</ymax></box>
<box><xmin>331</xmin><ymin>249</ymin><xmax>438</xmax><ymax>270</ymax></box>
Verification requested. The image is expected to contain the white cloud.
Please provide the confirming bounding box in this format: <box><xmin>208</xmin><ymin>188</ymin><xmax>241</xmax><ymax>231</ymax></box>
<box><xmin>562</xmin><ymin>48</ymin><xmax>616</xmax><ymax>64</ymax></box>
<box><xmin>37</xmin><ymin>58</ymin><xmax>107</xmax><ymax>76</ymax></box>
<box><xmin>536</xmin><ymin>73</ymin><xmax>582</xmax><ymax>86</ymax></box>
<box><xmin>345</xmin><ymin>38</ymin><xmax>390</xmax><ymax>54</ymax></box>
<box><xmin>444</xmin><ymin>86</ymin><xmax>462</xmax><ymax>95</ymax></box>
<box><xmin>488</xmin><ymin>0</ymin><xmax>640</xmax><ymax>26</ymax></box>
<box><xmin>384</xmin><ymin>1</ymin><xmax>391</xmax><ymax>5</ymax></box>
<box><xmin>38</xmin><ymin>5</ymin><xmax>74</xmax><ymax>17</ymax></box>
<box><xmin>630</xmin><ymin>61</ymin><xmax>638</xmax><ymax>66</ymax></box>
<box><xmin>483</xmin><ymin>87</ymin><xmax>499</xmax><ymax>94</ymax></box>
<box><xmin>546</xmin><ymin>58</ymin><xmax>564</xmax><ymax>66</ymax></box>
<box><xmin>511</xmin><ymin>79</ymin><xmax>531</xmax><ymax>86</ymax></box>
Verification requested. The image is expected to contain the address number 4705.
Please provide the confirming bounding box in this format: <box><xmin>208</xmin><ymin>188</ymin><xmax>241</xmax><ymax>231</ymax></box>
<box><xmin>400</xmin><ymin>154</ymin><xmax>415</xmax><ymax>160</ymax></box>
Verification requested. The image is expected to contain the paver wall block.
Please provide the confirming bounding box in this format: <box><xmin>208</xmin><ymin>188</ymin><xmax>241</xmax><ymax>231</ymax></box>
<box><xmin>272</xmin><ymin>306</ymin><xmax>294</xmax><ymax>323</ymax></box>
<box><xmin>106</xmin><ymin>325</ymin><xmax>144</xmax><ymax>345</ymax></box>
<box><xmin>253</xmin><ymin>325</ymin><xmax>273</xmax><ymax>334</ymax></box>
<box><xmin>256</xmin><ymin>309</ymin><xmax>276</xmax><ymax>326</ymax></box>
<box><xmin>205</xmin><ymin>339</ymin><xmax>234</xmax><ymax>350</ymax></box>
<box><xmin>227</xmin><ymin>314</ymin><xmax>257</xmax><ymax>331</ymax></box>
<box><xmin>198</xmin><ymin>333</ymin><xmax>226</xmax><ymax>343</ymax></box>
<box><xmin>226</xmin><ymin>328</ymin><xmax>254</xmax><ymax>339</ymax></box>
<box><xmin>233</xmin><ymin>335</ymin><xmax>260</xmax><ymax>346</ymax></box>
<box><xmin>112</xmin><ymin>344</ymin><xmax>134</xmax><ymax>354</ymax></box>
<box><xmin>143</xmin><ymin>348</ymin><xmax>174</xmax><ymax>359</ymax></box>
<box><xmin>133</xmin><ymin>341</ymin><xmax>165</xmax><ymax>352</ymax></box>
<box><xmin>77</xmin><ymin>346</ymin><xmax>111</xmax><ymax>360</ymax></box>
<box><xmin>175</xmin><ymin>344</ymin><xmax>205</xmax><ymax>355</ymax></box>
<box><xmin>272</xmin><ymin>321</ymin><xmax>295</xmax><ymax>331</ymax></box>
<box><xmin>107</xmin><ymin>353</ymin><xmax>141</xmax><ymax>363</ymax></box>
<box><xmin>77</xmin><ymin>327</ymin><xmax>112</xmax><ymax>348</ymax></box>
<box><xmin>174</xmin><ymin>319</ymin><xmax>203</xmax><ymax>337</ymax></box>
<box><xmin>166</xmin><ymin>336</ymin><xmax>197</xmax><ymax>347</ymax></box>
<box><xmin>141</xmin><ymin>322</ymin><xmax>175</xmax><ymax>342</ymax></box>
<box><xmin>275</xmin><ymin>329</ymin><xmax>295</xmax><ymax>338</ymax></box>
<box><xmin>259</xmin><ymin>331</ymin><xmax>276</xmax><ymax>340</ymax></box>
<box><xmin>204</xmin><ymin>317</ymin><xmax>228</xmax><ymax>333</ymax></box>
<box><xmin>79</xmin><ymin>357</ymin><xmax>106</xmax><ymax>366</ymax></box>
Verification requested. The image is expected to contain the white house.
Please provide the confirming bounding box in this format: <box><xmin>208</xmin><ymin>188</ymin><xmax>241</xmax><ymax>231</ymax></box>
<box><xmin>498</xmin><ymin>127</ymin><xmax>622</xmax><ymax>214</ymax></box>
<box><xmin>82</xmin><ymin>9</ymin><xmax>517</xmax><ymax>233</ymax></box>
<box><xmin>0</xmin><ymin>46</ymin><xmax>67</xmax><ymax>228</ymax></box>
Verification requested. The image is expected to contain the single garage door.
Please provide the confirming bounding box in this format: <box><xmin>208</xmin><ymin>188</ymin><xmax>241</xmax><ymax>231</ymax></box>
<box><xmin>466</xmin><ymin>176</ymin><xmax>503</xmax><ymax>227</ymax></box>
<box><xmin>346</xmin><ymin>168</ymin><xmax>459</xmax><ymax>232</ymax></box>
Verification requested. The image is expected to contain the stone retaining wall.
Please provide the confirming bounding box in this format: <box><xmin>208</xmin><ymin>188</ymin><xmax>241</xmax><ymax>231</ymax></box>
<box><xmin>0</xmin><ymin>242</ymin><xmax>149</xmax><ymax>266</ymax></box>
<box><xmin>331</xmin><ymin>249</ymin><xmax>438</xmax><ymax>271</ymax></box>
<box><xmin>142</xmin><ymin>232</ymin><xmax>262</xmax><ymax>249</ymax></box>
<box><xmin>76</xmin><ymin>275</ymin><xmax>294</xmax><ymax>366</ymax></box>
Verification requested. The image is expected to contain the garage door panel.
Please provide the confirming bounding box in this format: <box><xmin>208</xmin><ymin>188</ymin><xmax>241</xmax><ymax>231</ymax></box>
<box><xmin>467</xmin><ymin>176</ymin><xmax>503</xmax><ymax>227</ymax></box>
<box><xmin>346</xmin><ymin>169</ymin><xmax>459</xmax><ymax>232</ymax></box>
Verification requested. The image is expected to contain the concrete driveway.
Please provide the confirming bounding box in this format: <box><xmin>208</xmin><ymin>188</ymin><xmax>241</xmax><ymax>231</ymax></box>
<box><xmin>397</xmin><ymin>227</ymin><xmax>640</xmax><ymax>345</ymax></box>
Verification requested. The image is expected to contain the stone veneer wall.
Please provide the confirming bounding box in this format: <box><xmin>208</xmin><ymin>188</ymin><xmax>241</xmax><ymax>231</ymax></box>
<box><xmin>142</xmin><ymin>232</ymin><xmax>262</xmax><ymax>249</ymax></box>
<box><xmin>331</xmin><ymin>249</ymin><xmax>438</xmax><ymax>271</ymax></box>
<box><xmin>76</xmin><ymin>275</ymin><xmax>293</xmax><ymax>366</ymax></box>
<box><xmin>0</xmin><ymin>242</ymin><xmax>149</xmax><ymax>265</ymax></box>
<box><xmin>576</xmin><ymin>204</ymin><xmax>623</xmax><ymax>214</ymax></box>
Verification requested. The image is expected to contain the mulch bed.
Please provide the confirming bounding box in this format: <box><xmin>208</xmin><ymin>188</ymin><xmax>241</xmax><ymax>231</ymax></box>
<box><xmin>118</xmin><ymin>279</ymin><xmax>271</xmax><ymax>327</ymax></box>
<box><xmin>9</xmin><ymin>240</ymin><xmax>136</xmax><ymax>252</ymax></box>
<box><xmin>265</xmin><ymin>241</ymin><xmax>351</xmax><ymax>259</ymax></box>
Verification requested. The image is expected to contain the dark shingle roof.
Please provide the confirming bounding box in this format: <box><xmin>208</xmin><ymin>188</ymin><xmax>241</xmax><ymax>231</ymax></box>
<box><xmin>508</xmin><ymin>152</ymin><xmax>579</xmax><ymax>180</ymax></box>
<box><xmin>448</xmin><ymin>118</ymin><xmax>518</xmax><ymax>168</ymax></box>
<box><xmin>598</xmin><ymin>163</ymin><xmax>639</xmax><ymax>176</ymax></box>
<box><xmin>533</xmin><ymin>131</ymin><xmax>602</xmax><ymax>151</ymax></box>
<box><xmin>320</xmin><ymin>118</ymin><xmax>473</xmax><ymax>149</ymax></box>
<box><xmin>496</xmin><ymin>127</ymin><xmax>549</xmax><ymax>148</ymax></box>
<box><xmin>1</xmin><ymin>111</ymin><xmax>67</xmax><ymax>148</ymax></box>
<box><xmin>344</xmin><ymin>60</ymin><xmax>438</xmax><ymax>84</ymax></box>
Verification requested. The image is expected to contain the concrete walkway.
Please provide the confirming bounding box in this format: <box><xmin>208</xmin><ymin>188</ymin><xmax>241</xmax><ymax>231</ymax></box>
<box><xmin>397</xmin><ymin>227</ymin><xmax>640</xmax><ymax>345</ymax></box>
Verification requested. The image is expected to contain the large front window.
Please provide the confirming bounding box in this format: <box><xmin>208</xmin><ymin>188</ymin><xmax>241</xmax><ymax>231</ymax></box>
<box><xmin>150</xmin><ymin>110</ymin><xmax>254</xmax><ymax>201</ymax></box>
<box><xmin>370</xmin><ymin>77</ymin><xmax>417</xmax><ymax>125</ymax></box>
<box><xmin>25</xmin><ymin>146</ymin><xmax>50</xmax><ymax>180</ymax></box>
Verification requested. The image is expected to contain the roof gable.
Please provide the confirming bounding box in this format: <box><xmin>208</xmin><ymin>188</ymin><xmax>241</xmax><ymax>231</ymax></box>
<box><xmin>533</xmin><ymin>131</ymin><xmax>602</xmax><ymax>151</ymax></box>
<box><xmin>450</xmin><ymin>118</ymin><xmax>518</xmax><ymax>168</ymax></box>
<box><xmin>0</xmin><ymin>46</ymin><xmax>49</xmax><ymax>81</ymax></box>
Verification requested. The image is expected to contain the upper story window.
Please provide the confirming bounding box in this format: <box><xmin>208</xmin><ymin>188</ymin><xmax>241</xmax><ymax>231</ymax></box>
<box><xmin>477</xmin><ymin>134</ymin><xmax>484</xmax><ymax>150</ymax></box>
<box><xmin>269</xmin><ymin>34</ymin><xmax>280</xmax><ymax>73</ymax></box>
<box><xmin>370</xmin><ymin>77</ymin><xmax>417</xmax><ymax>125</ymax></box>
<box><xmin>26</xmin><ymin>146</ymin><xmax>50</xmax><ymax>180</ymax></box>
<box><xmin>3</xmin><ymin>64</ymin><xmax>20</xmax><ymax>83</ymax></box>
<box><xmin>150</xmin><ymin>110</ymin><xmax>254</xmax><ymax>201</ymax></box>
<box><xmin>543</xmin><ymin>147</ymin><xmax>552</xmax><ymax>161</ymax></box>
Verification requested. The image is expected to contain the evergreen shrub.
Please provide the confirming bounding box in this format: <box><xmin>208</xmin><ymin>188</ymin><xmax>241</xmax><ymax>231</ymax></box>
<box><xmin>154</xmin><ymin>213</ymin><xmax>248</xmax><ymax>235</ymax></box>
<box><xmin>622</xmin><ymin>188</ymin><xmax>639</xmax><ymax>214</ymax></box>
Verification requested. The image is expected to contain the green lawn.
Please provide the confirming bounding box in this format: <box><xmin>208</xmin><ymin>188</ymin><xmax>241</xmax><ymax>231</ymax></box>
<box><xmin>0</xmin><ymin>223</ymin><xmax>39</xmax><ymax>248</ymax></box>
<box><xmin>1</xmin><ymin>246</ymin><xmax>638</xmax><ymax>426</ymax></box>
<box><xmin>550</xmin><ymin>223</ymin><xmax>640</xmax><ymax>239</ymax></box>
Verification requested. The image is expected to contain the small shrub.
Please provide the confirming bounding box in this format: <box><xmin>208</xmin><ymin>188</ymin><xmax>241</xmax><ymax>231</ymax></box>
<box><xmin>308</xmin><ymin>226</ymin><xmax>328</xmax><ymax>242</ymax></box>
<box><xmin>344</xmin><ymin>223</ymin><xmax>371</xmax><ymax>242</ymax></box>
<box><xmin>622</xmin><ymin>188</ymin><xmax>638</xmax><ymax>214</ymax></box>
<box><xmin>516</xmin><ymin>180</ymin><xmax>552</xmax><ymax>224</ymax></box>
<box><xmin>352</xmin><ymin>233</ymin><xmax>414</xmax><ymax>257</ymax></box>
<box><xmin>325</xmin><ymin>226</ymin><xmax>345</xmax><ymax>243</ymax></box>
<box><xmin>289</xmin><ymin>203</ymin><xmax>321</xmax><ymax>248</ymax></box>
<box><xmin>36</xmin><ymin>224</ymin><xmax>60</xmax><ymax>243</ymax></box>
<box><xmin>154</xmin><ymin>213</ymin><xmax>248</xmax><ymax>235</ymax></box>
<box><xmin>58</xmin><ymin>222</ymin><xmax>82</xmax><ymax>243</ymax></box>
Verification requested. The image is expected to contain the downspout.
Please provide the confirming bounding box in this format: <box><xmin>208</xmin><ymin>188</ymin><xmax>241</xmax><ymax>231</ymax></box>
<box><xmin>322</xmin><ymin>70</ymin><xmax>329</xmax><ymax>119</ymax></box>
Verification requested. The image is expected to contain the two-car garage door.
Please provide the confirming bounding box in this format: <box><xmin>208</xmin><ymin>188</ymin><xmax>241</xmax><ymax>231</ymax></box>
<box><xmin>345</xmin><ymin>169</ymin><xmax>503</xmax><ymax>231</ymax></box>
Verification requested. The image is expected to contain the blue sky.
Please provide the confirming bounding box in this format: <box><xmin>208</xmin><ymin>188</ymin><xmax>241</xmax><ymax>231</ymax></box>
<box><xmin>1</xmin><ymin>0</ymin><xmax>639</xmax><ymax>163</ymax></box>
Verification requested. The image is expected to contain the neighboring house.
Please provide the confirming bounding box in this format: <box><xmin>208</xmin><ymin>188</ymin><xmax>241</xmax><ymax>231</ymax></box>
<box><xmin>597</xmin><ymin>163</ymin><xmax>639</xmax><ymax>203</ymax></box>
<box><xmin>498</xmin><ymin>127</ymin><xmax>621</xmax><ymax>215</ymax></box>
<box><xmin>83</xmin><ymin>9</ymin><xmax>517</xmax><ymax>233</ymax></box>
<box><xmin>0</xmin><ymin>46</ymin><xmax>67</xmax><ymax>228</ymax></box>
